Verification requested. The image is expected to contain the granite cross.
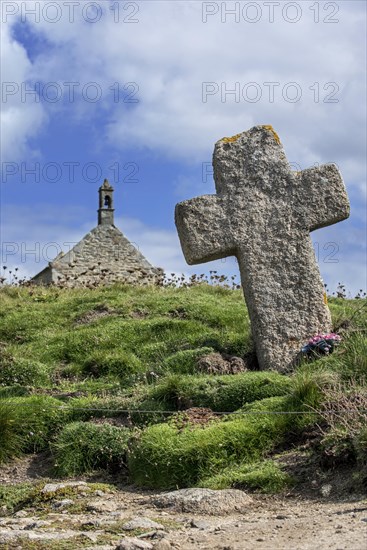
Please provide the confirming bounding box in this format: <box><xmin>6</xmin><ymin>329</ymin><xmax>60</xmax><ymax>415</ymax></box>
<box><xmin>175</xmin><ymin>125</ymin><xmax>350</xmax><ymax>371</ymax></box>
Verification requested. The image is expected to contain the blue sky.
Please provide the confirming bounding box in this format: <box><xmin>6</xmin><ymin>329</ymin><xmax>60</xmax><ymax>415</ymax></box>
<box><xmin>1</xmin><ymin>0</ymin><xmax>366</xmax><ymax>295</ymax></box>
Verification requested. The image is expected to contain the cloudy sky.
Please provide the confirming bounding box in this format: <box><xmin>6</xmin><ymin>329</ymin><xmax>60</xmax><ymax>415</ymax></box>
<box><xmin>1</xmin><ymin>0</ymin><xmax>366</xmax><ymax>294</ymax></box>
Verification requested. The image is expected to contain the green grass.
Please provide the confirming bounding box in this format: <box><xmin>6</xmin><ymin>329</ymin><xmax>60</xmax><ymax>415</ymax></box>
<box><xmin>128</xmin><ymin>409</ymin><xmax>287</xmax><ymax>489</ymax></box>
<box><xmin>5</xmin><ymin>395</ymin><xmax>67</xmax><ymax>454</ymax></box>
<box><xmin>322</xmin><ymin>332</ymin><xmax>367</xmax><ymax>382</ymax></box>
<box><xmin>0</xmin><ymin>481</ymin><xmax>115</xmax><ymax>516</ymax></box>
<box><xmin>0</xmin><ymin>283</ymin><xmax>366</xmax><ymax>492</ymax></box>
<box><xmin>200</xmin><ymin>460</ymin><xmax>293</xmax><ymax>492</ymax></box>
<box><xmin>52</xmin><ymin>421</ymin><xmax>131</xmax><ymax>476</ymax></box>
<box><xmin>127</xmin><ymin>373</ymin><xmax>329</xmax><ymax>489</ymax></box>
<box><xmin>0</xmin><ymin>284</ymin><xmax>250</xmax><ymax>388</ymax></box>
<box><xmin>143</xmin><ymin>371</ymin><xmax>293</xmax><ymax>411</ymax></box>
<box><xmin>0</xmin><ymin>357</ymin><xmax>50</xmax><ymax>386</ymax></box>
<box><xmin>0</xmin><ymin>482</ymin><xmax>36</xmax><ymax>515</ymax></box>
<box><xmin>0</xmin><ymin>400</ymin><xmax>22</xmax><ymax>462</ymax></box>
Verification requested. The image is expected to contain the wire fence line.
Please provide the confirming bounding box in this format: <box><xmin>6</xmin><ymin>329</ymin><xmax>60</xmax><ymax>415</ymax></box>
<box><xmin>1</xmin><ymin>402</ymin><xmax>366</xmax><ymax>416</ymax></box>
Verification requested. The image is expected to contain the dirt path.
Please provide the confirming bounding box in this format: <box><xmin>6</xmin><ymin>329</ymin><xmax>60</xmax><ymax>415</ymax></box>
<box><xmin>165</xmin><ymin>498</ymin><xmax>367</xmax><ymax>550</ymax></box>
<box><xmin>0</xmin><ymin>456</ymin><xmax>366</xmax><ymax>549</ymax></box>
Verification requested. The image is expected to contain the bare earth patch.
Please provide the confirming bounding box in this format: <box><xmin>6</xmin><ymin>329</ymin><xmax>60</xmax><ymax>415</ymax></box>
<box><xmin>75</xmin><ymin>304</ymin><xmax>117</xmax><ymax>325</ymax></box>
<box><xmin>0</xmin><ymin>456</ymin><xmax>366</xmax><ymax>549</ymax></box>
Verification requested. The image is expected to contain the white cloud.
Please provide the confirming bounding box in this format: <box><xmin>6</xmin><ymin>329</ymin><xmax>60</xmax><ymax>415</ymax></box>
<box><xmin>3</xmin><ymin>1</ymin><xmax>365</xmax><ymax>181</ymax></box>
<box><xmin>1</xmin><ymin>1</ymin><xmax>365</xmax><ymax>292</ymax></box>
<box><xmin>0</xmin><ymin>204</ymin><xmax>241</xmax><ymax>284</ymax></box>
<box><xmin>0</xmin><ymin>22</ymin><xmax>48</xmax><ymax>162</ymax></box>
<box><xmin>0</xmin><ymin>204</ymin><xmax>92</xmax><ymax>279</ymax></box>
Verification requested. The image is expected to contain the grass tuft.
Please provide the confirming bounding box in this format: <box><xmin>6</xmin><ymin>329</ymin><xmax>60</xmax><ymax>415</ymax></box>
<box><xmin>200</xmin><ymin>460</ymin><xmax>293</xmax><ymax>492</ymax></box>
<box><xmin>0</xmin><ymin>400</ymin><xmax>22</xmax><ymax>463</ymax></box>
<box><xmin>52</xmin><ymin>421</ymin><xmax>131</xmax><ymax>476</ymax></box>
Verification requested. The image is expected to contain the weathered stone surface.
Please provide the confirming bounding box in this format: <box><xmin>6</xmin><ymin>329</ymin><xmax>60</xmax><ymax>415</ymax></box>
<box><xmin>41</xmin><ymin>481</ymin><xmax>89</xmax><ymax>494</ymax></box>
<box><xmin>52</xmin><ymin>499</ymin><xmax>74</xmax><ymax>509</ymax></box>
<box><xmin>87</xmin><ymin>500</ymin><xmax>118</xmax><ymax>513</ymax></box>
<box><xmin>122</xmin><ymin>517</ymin><xmax>165</xmax><ymax>531</ymax></box>
<box><xmin>0</xmin><ymin>528</ymin><xmax>85</xmax><ymax>541</ymax></box>
<box><xmin>23</xmin><ymin>520</ymin><xmax>50</xmax><ymax>529</ymax></box>
<box><xmin>175</xmin><ymin>125</ymin><xmax>350</xmax><ymax>371</ymax></box>
<box><xmin>151</xmin><ymin>540</ymin><xmax>172</xmax><ymax>550</ymax></box>
<box><xmin>152</xmin><ymin>488</ymin><xmax>252</xmax><ymax>515</ymax></box>
<box><xmin>115</xmin><ymin>538</ymin><xmax>153</xmax><ymax>550</ymax></box>
<box><xmin>190</xmin><ymin>518</ymin><xmax>212</xmax><ymax>529</ymax></box>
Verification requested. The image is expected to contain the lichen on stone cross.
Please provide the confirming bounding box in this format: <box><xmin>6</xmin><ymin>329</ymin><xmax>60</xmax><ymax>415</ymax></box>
<box><xmin>175</xmin><ymin>125</ymin><xmax>350</xmax><ymax>371</ymax></box>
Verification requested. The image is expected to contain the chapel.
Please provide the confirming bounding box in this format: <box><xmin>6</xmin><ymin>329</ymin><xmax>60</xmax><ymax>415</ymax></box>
<box><xmin>32</xmin><ymin>179</ymin><xmax>163</xmax><ymax>287</ymax></box>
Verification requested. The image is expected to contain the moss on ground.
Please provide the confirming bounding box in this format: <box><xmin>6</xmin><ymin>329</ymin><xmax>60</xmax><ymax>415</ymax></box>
<box><xmin>200</xmin><ymin>460</ymin><xmax>293</xmax><ymax>492</ymax></box>
<box><xmin>0</xmin><ymin>283</ymin><xmax>366</xmax><ymax>491</ymax></box>
<box><xmin>0</xmin><ymin>482</ymin><xmax>115</xmax><ymax>516</ymax></box>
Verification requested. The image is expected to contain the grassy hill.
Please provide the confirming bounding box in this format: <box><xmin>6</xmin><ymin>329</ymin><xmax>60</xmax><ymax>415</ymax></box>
<box><xmin>0</xmin><ymin>283</ymin><xmax>366</xmax><ymax>494</ymax></box>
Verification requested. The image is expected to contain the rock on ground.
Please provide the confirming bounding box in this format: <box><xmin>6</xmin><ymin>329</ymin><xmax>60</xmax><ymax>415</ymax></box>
<box><xmin>115</xmin><ymin>538</ymin><xmax>153</xmax><ymax>550</ymax></box>
<box><xmin>122</xmin><ymin>517</ymin><xmax>165</xmax><ymax>531</ymax></box>
<box><xmin>152</xmin><ymin>488</ymin><xmax>253</xmax><ymax>515</ymax></box>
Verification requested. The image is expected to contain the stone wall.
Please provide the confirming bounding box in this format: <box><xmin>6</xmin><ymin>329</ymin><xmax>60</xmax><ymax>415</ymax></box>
<box><xmin>32</xmin><ymin>267</ymin><xmax>54</xmax><ymax>285</ymax></box>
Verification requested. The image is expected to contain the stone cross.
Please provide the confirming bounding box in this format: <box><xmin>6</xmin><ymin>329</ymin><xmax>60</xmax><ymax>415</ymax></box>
<box><xmin>175</xmin><ymin>125</ymin><xmax>350</xmax><ymax>371</ymax></box>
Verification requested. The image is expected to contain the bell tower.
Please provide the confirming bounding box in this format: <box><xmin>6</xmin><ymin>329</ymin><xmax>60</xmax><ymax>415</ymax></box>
<box><xmin>98</xmin><ymin>179</ymin><xmax>115</xmax><ymax>226</ymax></box>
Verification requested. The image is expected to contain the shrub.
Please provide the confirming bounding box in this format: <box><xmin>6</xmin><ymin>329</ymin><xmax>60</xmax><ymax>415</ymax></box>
<box><xmin>65</xmin><ymin>394</ymin><xmax>171</xmax><ymax>427</ymax></box>
<box><xmin>52</xmin><ymin>421</ymin><xmax>131</xmax><ymax>476</ymax></box>
<box><xmin>128</xmin><ymin>380</ymin><xmax>335</xmax><ymax>491</ymax></box>
<box><xmin>128</xmin><ymin>398</ymin><xmax>173</xmax><ymax>427</ymax></box>
<box><xmin>290</xmin><ymin>367</ymin><xmax>337</xmax><ymax>407</ymax></box>
<box><xmin>233</xmin><ymin>396</ymin><xmax>301</xmax><ymax>444</ymax></box>
<box><xmin>253</xmin><ymin>370</ymin><xmax>338</xmax><ymax>435</ymax></box>
<box><xmin>200</xmin><ymin>460</ymin><xmax>293</xmax><ymax>492</ymax></box>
